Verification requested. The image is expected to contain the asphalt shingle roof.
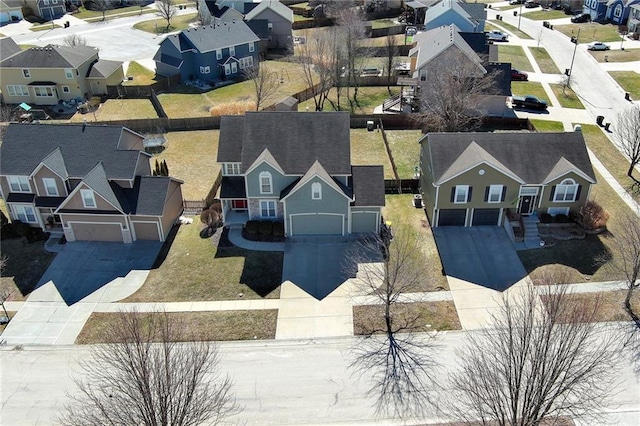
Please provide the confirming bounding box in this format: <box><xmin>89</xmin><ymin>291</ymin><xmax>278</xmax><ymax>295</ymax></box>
<box><xmin>351</xmin><ymin>166</ymin><xmax>385</xmax><ymax>207</ymax></box>
<box><xmin>132</xmin><ymin>176</ymin><xmax>172</xmax><ymax>215</ymax></box>
<box><xmin>0</xmin><ymin>38</ymin><xmax>21</xmax><ymax>60</ymax></box>
<box><xmin>87</xmin><ymin>59</ymin><xmax>122</xmax><ymax>78</ymax></box>
<box><xmin>179</xmin><ymin>21</ymin><xmax>259</xmax><ymax>53</ymax></box>
<box><xmin>0</xmin><ymin>44</ymin><xmax>97</xmax><ymax>68</ymax></box>
<box><xmin>245</xmin><ymin>0</ymin><xmax>294</xmax><ymax>23</ymax></box>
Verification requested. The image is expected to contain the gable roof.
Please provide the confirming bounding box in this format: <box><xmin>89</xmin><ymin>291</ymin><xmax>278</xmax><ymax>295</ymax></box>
<box><xmin>425</xmin><ymin>0</ymin><xmax>474</xmax><ymax>25</ymax></box>
<box><xmin>129</xmin><ymin>176</ymin><xmax>175</xmax><ymax>215</ymax></box>
<box><xmin>1</xmin><ymin>124</ymin><xmax>142</xmax><ymax>180</ymax></box>
<box><xmin>38</xmin><ymin>147</ymin><xmax>69</xmax><ymax>180</ymax></box>
<box><xmin>218</xmin><ymin>112</ymin><xmax>352</xmax><ymax>175</ymax></box>
<box><xmin>422</xmin><ymin>132</ymin><xmax>596</xmax><ymax>185</ymax></box>
<box><xmin>281</xmin><ymin>160</ymin><xmax>352</xmax><ymax>201</ymax></box>
<box><xmin>351</xmin><ymin>166</ymin><xmax>385</xmax><ymax>207</ymax></box>
<box><xmin>410</xmin><ymin>24</ymin><xmax>484</xmax><ymax>72</ymax></box>
<box><xmin>245</xmin><ymin>0</ymin><xmax>294</xmax><ymax>23</ymax></box>
<box><xmin>86</xmin><ymin>59</ymin><xmax>123</xmax><ymax>78</ymax></box>
<box><xmin>177</xmin><ymin>21</ymin><xmax>259</xmax><ymax>53</ymax></box>
<box><xmin>0</xmin><ymin>44</ymin><xmax>97</xmax><ymax>68</ymax></box>
<box><xmin>81</xmin><ymin>162</ymin><xmax>124</xmax><ymax>212</ymax></box>
<box><xmin>0</xmin><ymin>38</ymin><xmax>21</xmax><ymax>60</ymax></box>
<box><xmin>459</xmin><ymin>2</ymin><xmax>486</xmax><ymax>21</ymax></box>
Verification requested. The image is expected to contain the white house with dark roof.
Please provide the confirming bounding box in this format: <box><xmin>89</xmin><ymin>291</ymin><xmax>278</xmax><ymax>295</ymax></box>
<box><xmin>0</xmin><ymin>124</ymin><xmax>184</xmax><ymax>243</ymax></box>
<box><xmin>217</xmin><ymin>112</ymin><xmax>385</xmax><ymax>237</ymax></box>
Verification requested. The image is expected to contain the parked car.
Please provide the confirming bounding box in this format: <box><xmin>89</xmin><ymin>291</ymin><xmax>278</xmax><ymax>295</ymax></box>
<box><xmin>511</xmin><ymin>69</ymin><xmax>529</xmax><ymax>81</ymax></box>
<box><xmin>524</xmin><ymin>1</ymin><xmax>540</xmax><ymax>8</ymax></box>
<box><xmin>587</xmin><ymin>41</ymin><xmax>610</xmax><ymax>51</ymax></box>
<box><xmin>509</xmin><ymin>0</ymin><xmax>525</xmax><ymax>4</ymax></box>
<box><xmin>487</xmin><ymin>30</ymin><xmax>508</xmax><ymax>41</ymax></box>
<box><xmin>512</xmin><ymin>95</ymin><xmax>548</xmax><ymax>110</ymax></box>
<box><xmin>571</xmin><ymin>13</ymin><xmax>591</xmax><ymax>23</ymax></box>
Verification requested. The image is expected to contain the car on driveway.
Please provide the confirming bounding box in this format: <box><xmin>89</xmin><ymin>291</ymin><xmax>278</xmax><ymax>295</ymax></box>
<box><xmin>587</xmin><ymin>41</ymin><xmax>610</xmax><ymax>51</ymax></box>
<box><xmin>487</xmin><ymin>30</ymin><xmax>508</xmax><ymax>41</ymax></box>
<box><xmin>524</xmin><ymin>1</ymin><xmax>540</xmax><ymax>8</ymax></box>
<box><xmin>511</xmin><ymin>69</ymin><xmax>528</xmax><ymax>81</ymax></box>
<box><xmin>571</xmin><ymin>13</ymin><xmax>591</xmax><ymax>23</ymax></box>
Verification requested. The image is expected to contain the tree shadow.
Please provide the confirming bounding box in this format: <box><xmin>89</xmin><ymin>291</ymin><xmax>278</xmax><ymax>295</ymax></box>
<box><xmin>151</xmin><ymin>224</ymin><xmax>180</xmax><ymax>269</ymax></box>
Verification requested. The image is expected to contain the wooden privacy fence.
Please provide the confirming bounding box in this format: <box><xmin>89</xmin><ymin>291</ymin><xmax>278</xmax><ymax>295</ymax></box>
<box><xmin>183</xmin><ymin>200</ymin><xmax>206</xmax><ymax>215</ymax></box>
<box><xmin>384</xmin><ymin>179</ymin><xmax>419</xmax><ymax>194</ymax></box>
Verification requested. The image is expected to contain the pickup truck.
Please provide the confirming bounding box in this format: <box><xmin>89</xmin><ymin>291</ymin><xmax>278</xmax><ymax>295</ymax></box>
<box><xmin>511</xmin><ymin>95</ymin><xmax>548</xmax><ymax>111</ymax></box>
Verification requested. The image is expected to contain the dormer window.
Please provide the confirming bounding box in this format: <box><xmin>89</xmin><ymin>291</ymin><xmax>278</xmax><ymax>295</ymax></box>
<box><xmin>249</xmin><ymin>42</ymin><xmax>255</xmax><ymax>53</ymax></box>
<box><xmin>223</xmin><ymin>163</ymin><xmax>241</xmax><ymax>175</ymax></box>
<box><xmin>259</xmin><ymin>171</ymin><xmax>272</xmax><ymax>194</ymax></box>
<box><xmin>81</xmin><ymin>189</ymin><xmax>97</xmax><ymax>208</ymax></box>
<box><xmin>8</xmin><ymin>176</ymin><xmax>30</xmax><ymax>192</ymax></box>
<box><xmin>43</xmin><ymin>178</ymin><xmax>59</xmax><ymax>196</ymax></box>
<box><xmin>22</xmin><ymin>69</ymin><xmax>30</xmax><ymax>78</ymax></box>
<box><xmin>312</xmin><ymin>182</ymin><xmax>322</xmax><ymax>200</ymax></box>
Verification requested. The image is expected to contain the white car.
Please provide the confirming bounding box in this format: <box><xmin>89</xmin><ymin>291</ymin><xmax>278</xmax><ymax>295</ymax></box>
<box><xmin>486</xmin><ymin>30</ymin><xmax>508</xmax><ymax>42</ymax></box>
<box><xmin>587</xmin><ymin>41</ymin><xmax>610</xmax><ymax>51</ymax></box>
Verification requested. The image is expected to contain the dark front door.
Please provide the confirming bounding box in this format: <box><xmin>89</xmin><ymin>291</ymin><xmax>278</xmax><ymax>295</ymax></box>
<box><xmin>519</xmin><ymin>196</ymin><xmax>534</xmax><ymax>215</ymax></box>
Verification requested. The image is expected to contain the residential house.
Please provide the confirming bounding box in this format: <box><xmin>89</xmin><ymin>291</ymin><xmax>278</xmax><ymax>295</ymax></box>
<box><xmin>244</xmin><ymin>0</ymin><xmax>293</xmax><ymax>51</ymax></box>
<box><xmin>0</xmin><ymin>37</ymin><xmax>21</xmax><ymax>59</ymax></box>
<box><xmin>154</xmin><ymin>21</ymin><xmax>260</xmax><ymax>84</ymax></box>
<box><xmin>605</xmin><ymin>0</ymin><xmax>640</xmax><ymax>25</ymax></box>
<box><xmin>0</xmin><ymin>44</ymin><xmax>124</xmax><ymax>106</ymax></box>
<box><xmin>0</xmin><ymin>123</ymin><xmax>184</xmax><ymax>243</ymax></box>
<box><xmin>583</xmin><ymin>0</ymin><xmax>609</xmax><ymax>21</ymax></box>
<box><xmin>628</xmin><ymin>3</ymin><xmax>640</xmax><ymax>32</ymax></box>
<box><xmin>204</xmin><ymin>0</ymin><xmax>244</xmax><ymax>22</ymax></box>
<box><xmin>23</xmin><ymin>0</ymin><xmax>67</xmax><ymax>20</ymax></box>
<box><xmin>217</xmin><ymin>111</ymin><xmax>385</xmax><ymax>237</ymax></box>
<box><xmin>406</xmin><ymin>0</ymin><xmax>438</xmax><ymax>25</ymax></box>
<box><xmin>0</xmin><ymin>0</ymin><xmax>24</xmax><ymax>25</ymax></box>
<box><xmin>424</xmin><ymin>0</ymin><xmax>486</xmax><ymax>33</ymax></box>
<box><xmin>419</xmin><ymin>131</ymin><xmax>596</xmax><ymax>227</ymax></box>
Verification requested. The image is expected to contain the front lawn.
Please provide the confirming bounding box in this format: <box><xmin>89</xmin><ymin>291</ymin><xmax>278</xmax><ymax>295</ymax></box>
<box><xmin>353</xmin><ymin>301</ymin><xmax>461</xmax><ymax>335</ymax></box>
<box><xmin>72</xmin><ymin>5</ymin><xmax>151</xmax><ymax>20</ymax></box>
<box><xmin>0</xmin><ymin>238</ymin><xmax>56</xmax><ymax>301</ymax></box>
<box><xmin>350</xmin><ymin>129</ymin><xmax>395</xmax><ymax>179</ymax></box>
<box><xmin>382</xmin><ymin>194</ymin><xmax>448</xmax><ymax>291</ymax></box>
<box><xmin>133</xmin><ymin>13</ymin><xmax>198</xmax><ymax>34</ymax></box>
<box><xmin>558</xmin><ymin>290</ymin><xmax>640</xmax><ymax>322</ymax></box>
<box><xmin>609</xmin><ymin>71</ymin><xmax>640</xmax><ymax>99</ymax></box>
<box><xmin>523</xmin><ymin>9</ymin><xmax>567</xmax><ymax>20</ymax></box>
<box><xmin>530</xmin><ymin>119</ymin><xmax>564</xmax><ymax>132</ymax></box>
<box><xmin>549</xmin><ymin>83</ymin><xmax>585</xmax><ymax>109</ymax></box>
<box><xmin>488</xmin><ymin>20</ymin><xmax>533</xmax><ymax>40</ymax></box>
<box><xmin>554</xmin><ymin>23</ymin><xmax>623</xmax><ymax>43</ymax></box>
<box><xmin>151</xmin><ymin>130</ymin><xmax>220</xmax><ymax>201</ymax></box>
<box><xmin>123</xmin><ymin>61</ymin><xmax>157</xmax><ymax>86</ymax></box>
<box><xmin>76</xmin><ymin>310</ymin><xmax>278</xmax><ymax>344</ymax></box>
<box><xmin>511</xmin><ymin>81</ymin><xmax>552</xmax><ymax>106</ymax></box>
<box><xmin>498</xmin><ymin>45</ymin><xmax>534</xmax><ymax>72</ymax></box>
<box><xmin>589</xmin><ymin>48</ymin><xmax>640</xmax><ymax>62</ymax></box>
<box><xmin>70</xmin><ymin>99</ymin><xmax>158</xmax><ymax>122</ymax></box>
<box><xmin>384</xmin><ymin>130</ymin><xmax>423</xmax><ymax>179</ymax></box>
<box><xmin>123</xmin><ymin>224</ymin><xmax>283</xmax><ymax>302</ymax></box>
<box><xmin>529</xmin><ymin>47</ymin><xmax>561</xmax><ymax>74</ymax></box>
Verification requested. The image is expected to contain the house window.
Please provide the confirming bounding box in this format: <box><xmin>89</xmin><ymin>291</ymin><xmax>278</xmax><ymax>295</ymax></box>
<box><xmin>249</xmin><ymin>42</ymin><xmax>255</xmax><ymax>53</ymax></box>
<box><xmin>33</xmin><ymin>86</ymin><xmax>54</xmax><ymax>97</ymax></box>
<box><xmin>223</xmin><ymin>163</ymin><xmax>241</xmax><ymax>175</ymax></box>
<box><xmin>7</xmin><ymin>85</ymin><xmax>29</xmax><ymax>96</ymax></box>
<box><xmin>200</xmin><ymin>65</ymin><xmax>211</xmax><ymax>74</ymax></box>
<box><xmin>229</xmin><ymin>46</ymin><xmax>235</xmax><ymax>56</ymax></box>
<box><xmin>312</xmin><ymin>182</ymin><xmax>322</xmax><ymax>200</ymax></box>
<box><xmin>231</xmin><ymin>62</ymin><xmax>237</xmax><ymax>74</ymax></box>
<box><xmin>43</xmin><ymin>0</ymin><xmax>49</xmax><ymax>4</ymax></box>
<box><xmin>419</xmin><ymin>70</ymin><xmax>427</xmax><ymax>81</ymax></box>
<box><xmin>81</xmin><ymin>189</ymin><xmax>96</xmax><ymax>208</ymax></box>
<box><xmin>216</xmin><ymin>49</ymin><xmax>222</xmax><ymax>60</ymax></box>
<box><xmin>62</xmin><ymin>86</ymin><xmax>70</xmax><ymax>93</ymax></box>
<box><xmin>22</xmin><ymin>69</ymin><xmax>30</xmax><ymax>78</ymax></box>
<box><xmin>43</xmin><ymin>178</ymin><xmax>58</xmax><ymax>196</ymax></box>
<box><xmin>259</xmin><ymin>171</ymin><xmax>272</xmax><ymax>194</ymax></box>
<box><xmin>224</xmin><ymin>63</ymin><xmax>231</xmax><ymax>75</ymax></box>
<box><xmin>548</xmin><ymin>207</ymin><xmax>570</xmax><ymax>216</ymax></box>
<box><xmin>268</xmin><ymin>23</ymin><xmax>273</xmax><ymax>31</ymax></box>
<box><xmin>260</xmin><ymin>200</ymin><xmax>276</xmax><ymax>218</ymax></box>
<box><xmin>553</xmin><ymin>179</ymin><xmax>578</xmax><ymax>202</ymax></box>
<box><xmin>487</xmin><ymin>184</ymin><xmax>504</xmax><ymax>203</ymax></box>
<box><xmin>13</xmin><ymin>205</ymin><xmax>37</xmax><ymax>223</ymax></box>
<box><xmin>8</xmin><ymin>176</ymin><xmax>30</xmax><ymax>192</ymax></box>
<box><xmin>239</xmin><ymin>56</ymin><xmax>254</xmax><ymax>69</ymax></box>
<box><xmin>64</xmin><ymin>68</ymin><xmax>73</xmax><ymax>79</ymax></box>
<box><xmin>454</xmin><ymin>185</ymin><xmax>470</xmax><ymax>203</ymax></box>
<box><xmin>614</xmin><ymin>5</ymin><xmax>622</xmax><ymax>18</ymax></box>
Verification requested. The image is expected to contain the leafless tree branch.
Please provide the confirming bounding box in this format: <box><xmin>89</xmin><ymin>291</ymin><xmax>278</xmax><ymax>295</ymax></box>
<box><xmin>157</xmin><ymin>0</ymin><xmax>177</xmax><ymax>30</ymax></box>
<box><xmin>243</xmin><ymin>64</ymin><xmax>279</xmax><ymax>111</ymax></box>
<box><xmin>613</xmin><ymin>104</ymin><xmax>640</xmax><ymax>182</ymax></box>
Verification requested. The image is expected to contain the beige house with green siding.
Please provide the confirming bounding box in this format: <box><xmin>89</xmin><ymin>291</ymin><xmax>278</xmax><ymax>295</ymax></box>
<box><xmin>419</xmin><ymin>131</ymin><xmax>596</xmax><ymax>227</ymax></box>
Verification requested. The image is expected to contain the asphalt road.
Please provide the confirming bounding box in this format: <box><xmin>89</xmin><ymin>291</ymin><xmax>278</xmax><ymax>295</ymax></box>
<box><xmin>2</xmin><ymin>332</ymin><xmax>639</xmax><ymax>425</ymax></box>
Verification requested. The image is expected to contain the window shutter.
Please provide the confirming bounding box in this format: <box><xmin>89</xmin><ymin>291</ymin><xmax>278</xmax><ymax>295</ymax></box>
<box><xmin>467</xmin><ymin>187</ymin><xmax>473</xmax><ymax>202</ymax></box>
<box><xmin>575</xmin><ymin>185</ymin><xmax>582</xmax><ymax>201</ymax></box>
<box><xmin>451</xmin><ymin>187</ymin><xmax>456</xmax><ymax>202</ymax></box>
<box><xmin>484</xmin><ymin>186</ymin><xmax>489</xmax><ymax>202</ymax></box>
<box><xmin>549</xmin><ymin>185</ymin><xmax>556</xmax><ymax>201</ymax></box>
<box><xmin>501</xmin><ymin>186</ymin><xmax>507</xmax><ymax>202</ymax></box>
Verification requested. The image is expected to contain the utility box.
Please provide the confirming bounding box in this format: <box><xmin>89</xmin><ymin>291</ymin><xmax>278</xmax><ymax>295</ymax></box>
<box><xmin>367</xmin><ymin>120</ymin><xmax>374</xmax><ymax>131</ymax></box>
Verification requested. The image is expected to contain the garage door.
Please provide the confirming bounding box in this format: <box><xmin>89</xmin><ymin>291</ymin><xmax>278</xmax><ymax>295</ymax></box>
<box><xmin>351</xmin><ymin>212</ymin><xmax>378</xmax><ymax>234</ymax></box>
<box><xmin>437</xmin><ymin>209</ymin><xmax>466</xmax><ymax>226</ymax></box>
<box><xmin>71</xmin><ymin>223</ymin><xmax>123</xmax><ymax>242</ymax></box>
<box><xmin>472</xmin><ymin>208</ymin><xmax>500</xmax><ymax>226</ymax></box>
<box><xmin>290</xmin><ymin>214</ymin><xmax>343</xmax><ymax>236</ymax></box>
<box><xmin>132</xmin><ymin>221</ymin><xmax>161</xmax><ymax>241</ymax></box>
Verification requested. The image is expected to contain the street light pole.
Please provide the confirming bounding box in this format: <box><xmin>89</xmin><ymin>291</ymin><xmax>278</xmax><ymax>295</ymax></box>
<box><xmin>567</xmin><ymin>28</ymin><xmax>580</xmax><ymax>87</ymax></box>
<box><xmin>518</xmin><ymin>2</ymin><xmax>523</xmax><ymax>30</ymax></box>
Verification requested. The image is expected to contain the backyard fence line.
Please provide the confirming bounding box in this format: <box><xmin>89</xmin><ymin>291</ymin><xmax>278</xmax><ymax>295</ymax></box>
<box><xmin>378</xmin><ymin>119</ymin><xmax>402</xmax><ymax>193</ymax></box>
<box><xmin>183</xmin><ymin>200</ymin><xmax>206</xmax><ymax>215</ymax></box>
<box><xmin>384</xmin><ymin>179</ymin><xmax>419</xmax><ymax>194</ymax></box>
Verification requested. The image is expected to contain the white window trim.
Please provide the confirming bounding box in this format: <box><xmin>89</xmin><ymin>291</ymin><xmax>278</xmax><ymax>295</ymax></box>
<box><xmin>231</xmin><ymin>62</ymin><xmax>237</xmax><ymax>74</ymax></box>
<box><xmin>13</xmin><ymin>204</ymin><xmax>37</xmax><ymax>223</ymax></box>
<box><xmin>62</xmin><ymin>86</ymin><xmax>70</xmax><ymax>93</ymax></box>
<box><xmin>22</xmin><ymin>68</ymin><xmax>30</xmax><ymax>78</ymax></box>
<box><xmin>81</xmin><ymin>189</ymin><xmax>97</xmax><ymax>208</ymax></box>
<box><xmin>488</xmin><ymin>184</ymin><xmax>503</xmax><ymax>203</ymax></box>
<box><xmin>64</xmin><ymin>68</ymin><xmax>73</xmax><ymax>79</ymax></box>
<box><xmin>223</xmin><ymin>163</ymin><xmax>241</xmax><ymax>176</ymax></box>
<box><xmin>419</xmin><ymin>69</ymin><xmax>427</xmax><ymax>81</ymax></box>
<box><xmin>553</xmin><ymin>179</ymin><xmax>578</xmax><ymax>202</ymax></box>
<box><xmin>200</xmin><ymin>65</ymin><xmax>211</xmax><ymax>74</ymax></box>
<box><xmin>249</xmin><ymin>42</ymin><xmax>255</xmax><ymax>53</ymax></box>
<box><xmin>454</xmin><ymin>185</ymin><xmax>469</xmax><ymax>204</ymax></box>
<box><xmin>260</xmin><ymin>200</ymin><xmax>276</xmax><ymax>218</ymax></box>
<box><xmin>229</xmin><ymin>46</ymin><xmax>235</xmax><ymax>56</ymax></box>
<box><xmin>7</xmin><ymin>85</ymin><xmax>29</xmax><ymax>96</ymax></box>
<box><xmin>8</xmin><ymin>176</ymin><xmax>31</xmax><ymax>193</ymax></box>
<box><xmin>33</xmin><ymin>86</ymin><xmax>55</xmax><ymax>97</ymax></box>
<box><xmin>216</xmin><ymin>49</ymin><xmax>222</xmax><ymax>60</ymax></box>
<box><xmin>312</xmin><ymin>182</ymin><xmax>322</xmax><ymax>200</ymax></box>
<box><xmin>259</xmin><ymin>171</ymin><xmax>272</xmax><ymax>194</ymax></box>
<box><xmin>547</xmin><ymin>207</ymin><xmax>570</xmax><ymax>217</ymax></box>
<box><xmin>224</xmin><ymin>63</ymin><xmax>231</xmax><ymax>75</ymax></box>
<box><xmin>43</xmin><ymin>178</ymin><xmax>59</xmax><ymax>196</ymax></box>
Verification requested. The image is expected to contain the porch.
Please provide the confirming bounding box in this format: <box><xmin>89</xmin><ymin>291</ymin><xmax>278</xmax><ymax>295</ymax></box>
<box><xmin>224</xmin><ymin>209</ymin><xmax>249</xmax><ymax>227</ymax></box>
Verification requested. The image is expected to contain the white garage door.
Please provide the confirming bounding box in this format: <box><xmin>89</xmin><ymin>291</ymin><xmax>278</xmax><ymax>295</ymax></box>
<box><xmin>71</xmin><ymin>223</ymin><xmax>123</xmax><ymax>242</ymax></box>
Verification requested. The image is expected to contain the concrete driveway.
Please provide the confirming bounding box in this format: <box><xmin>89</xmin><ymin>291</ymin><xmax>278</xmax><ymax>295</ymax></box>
<box><xmin>433</xmin><ymin>226</ymin><xmax>527</xmax><ymax>292</ymax></box>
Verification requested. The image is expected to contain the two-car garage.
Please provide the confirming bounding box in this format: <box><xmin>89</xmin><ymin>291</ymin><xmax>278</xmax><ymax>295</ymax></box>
<box><xmin>289</xmin><ymin>213</ymin><xmax>344</xmax><ymax>236</ymax></box>
<box><xmin>436</xmin><ymin>208</ymin><xmax>502</xmax><ymax>227</ymax></box>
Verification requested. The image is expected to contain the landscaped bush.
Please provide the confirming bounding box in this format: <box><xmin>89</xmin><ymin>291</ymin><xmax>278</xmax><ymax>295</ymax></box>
<box><xmin>245</xmin><ymin>220</ymin><xmax>259</xmax><ymax>235</ymax></box>
<box><xmin>13</xmin><ymin>221</ymin><xmax>31</xmax><ymax>237</ymax></box>
<box><xmin>259</xmin><ymin>221</ymin><xmax>273</xmax><ymax>236</ymax></box>
<box><xmin>540</xmin><ymin>213</ymin><xmax>553</xmax><ymax>223</ymax></box>
<box><xmin>555</xmin><ymin>214</ymin><xmax>572</xmax><ymax>223</ymax></box>
<box><xmin>579</xmin><ymin>200</ymin><xmax>609</xmax><ymax>230</ymax></box>
<box><xmin>272</xmin><ymin>222</ymin><xmax>284</xmax><ymax>237</ymax></box>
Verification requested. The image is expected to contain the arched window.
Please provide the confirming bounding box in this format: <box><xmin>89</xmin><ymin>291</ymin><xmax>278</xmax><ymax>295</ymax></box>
<box><xmin>259</xmin><ymin>171</ymin><xmax>272</xmax><ymax>194</ymax></box>
<box><xmin>614</xmin><ymin>5</ymin><xmax>623</xmax><ymax>18</ymax></box>
<box><xmin>312</xmin><ymin>182</ymin><xmax>322</xmax><ymax>200</ymax></box>
<box><xmin>554</xmin><ymin>178</ymin><xmax>578</xmax><ymax>202</ymax></box>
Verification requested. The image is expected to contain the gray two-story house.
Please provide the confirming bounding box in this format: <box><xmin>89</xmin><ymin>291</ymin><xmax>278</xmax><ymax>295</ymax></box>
<box><xmin>154</xmin><ymin>20</ymin><xmax>260</xmax><ymax>84</ymax></box>
<box><xmin>217</xmin><ymin>112</ymin><xmax>385</xmax><ymax>237</ymax></box>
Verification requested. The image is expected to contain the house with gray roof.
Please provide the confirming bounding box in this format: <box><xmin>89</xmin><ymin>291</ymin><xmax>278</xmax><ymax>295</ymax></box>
<box><xmin>419</xmin><ymin>131</ymin><xmax>596</xmax><ymax>227</ymax></box>
<box><xmin>424</xmin><ymin>0</ymin><xmax>486</xmax><ymax>32</ymax></box>
<box><xmin>0</xmin><ymin>0</ymin><xmax>23</xmax><ymax>24</ymax></box>
<box><xmin>154</xmin><ymin>20</ymin><xmax>260</xmax><ymax>84</ymax></box>
<box><xmin>0</xmin><ymin>123</ymin><xmax>184</xmax><ymax>243</ymax></box>
<box><xmin>217</xmin><ymin>111</ymin><xmax>385</xmax><ymax>237</ymax></box>
<box><xmin>0</xmin><ymin>44</ymin><xmax>124</xmax><ymax>106</ymax></box>
<box><xmin>0</xmin><ymin>37</ymin><xmax>21</xmax><ymax>59</ymax></box>
<box><xmin>244</xmin><ymin>0</ymin><xmax>293</xmax><ymax>51</ymax></box>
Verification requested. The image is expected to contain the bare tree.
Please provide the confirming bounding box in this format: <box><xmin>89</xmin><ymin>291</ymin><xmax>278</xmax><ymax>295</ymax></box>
<box><xmin>197</xmin><ymin>0</ymin><xmax>212</xmax><ymax>25</ymax></box>
<box><xmin>63</xmin><ymin>34</ymin><xmax>88</xmax><ymax>47</ymax></box>
<box><xmin>449</xmin><ymin>282</ymin><xmax>622</xmax><ymax>426</ymax></box>
<box><xmin>243</xmin><ymin>64</ymin><xmax>279</xmax><ymax>111</ymax></box>
<box><xmin>335</xmin><ymin>6</ymin><xmax>371</xmax><ymax>110</ymax></box>
<box><xmin>613</xmin><ymin>104</ymin><xmax>640</xmax><ymax>182</ymax></box>
<box><xmin>87</xmin><ymin>0</ymin><xmax>113</xmax><ymax>21</ymax></box>
<box><xmin>157</xmin><ymin>0</ymin><xmax>177</xmax><ymax>30</ymax></box>
<box><xmin>346</xmin><ymin>229</ymin><xmax>439</xmax><ymax>419</ymax></box>
<box><xmin>383</xmin><ymin>34</ymin><xmax>398</xmax><ymax>94</ymax></box>
<box><xmin>416</xmin><ymin>51</ymin><xmax>499</xmax><ymax>132</ymax></box>
<box><xmin>296</xmin><ymin>28</ymin><xmax>340</xmax><ymax>111</ymax></box>
<box><xmin>59</xmin><ymin>309</ymin><xmax>238</xmax><ymax>426</ymax></box>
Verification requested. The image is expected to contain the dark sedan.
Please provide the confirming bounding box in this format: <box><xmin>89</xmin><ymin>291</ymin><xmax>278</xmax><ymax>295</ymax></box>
<box><xmin>571</xmin><ymin>13</ymin><xmax>591</xmax><ymax>23</ymax></box>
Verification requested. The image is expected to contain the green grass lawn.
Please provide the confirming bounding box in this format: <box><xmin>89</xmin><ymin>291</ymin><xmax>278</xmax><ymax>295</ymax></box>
<box><xmin>549</xmin><ymin>83</ymin><xmax>585</xmax><ymax>109</ymax></box>
<box><xmin>529</xmin><ymin>47</ymin><xmax>561</xmax><ymax>74</ymax></box>
<box><xmin>72</xmin><ymin>5</ymin><xmax>149</xmax><ymax>20</ymax></box>
<box><xmin>530</xmin><ymin>119</ymin><xmax>564</xmax><ymax>132</ymax></box>
<box><xmin>359</xmin><ymin>34</ymin><xmax>407</xmax><ymax>47</ymax></box>
<box><xmin>523</xmin><ymin>9</ymin><xmax>567</xmax><ymax>20</ymax></box>
<box><xmin>0</xmin><ymin>238</ymin><xmax>56</xmax><ymax>301</ymax></box>
<box><xmin>123</xmin><ymin>61</ymin><xmax>157</xmax><ymax>86</ymax></box>
<box><xmin>589</xmin><ymin>48</ymin><xmax>640</xmax><ymax>62</ymax></box>
<box><xmin>384</xmin><ymin>130</ymin><xmax>423</xmax><ymax>179</ymax></box>
<box><xmin>293</xmin><ymin>14</ymin><xmax>313</xmax><ymax>22</ymax></box>
<box><xmin>350</xmin><ymin>129</ymin><xmax>395</xmax><ymax>179</ymax></box>
<box><xmin>498</xmin><ymin>45</ymin><xmax>534</xmax><ymax>72</ymax></box>
<box><xmin>124</xmin><ymin>223</ymin><xmax>283</xmax><ymax>302</ymax></box>
<box><xmin>70</xmin><ymin>99</ymin><xmax>158</xmax><ymax>122</ymax></box>
<box><xmin>554</xmin><ymin>23</ymin><xmax>623</xmax><ymax>43</ymax></box>
<box><xmin>369</xmin><ymin>19</ymin><xmax>397</xmax><ymax>29</ymax></box>
<box><xmin>152</xmin><ymin>130</ymin><xmax>220</xmax><ymax>201</ymax></box>
<box><xmin>382</xmin><ymin>195</ymin><xmax>448</xmax><ymax>291</ymax></box>
<box><xmin>299</xmin><ymin>86</ymin><xmax>398</xmax><ymax>114</ymax></box>
<box><xmin>511</xmin><ymin>81</ymin><xmax>552</xmax><ymax>106</ymax></box>
<box><xmin>609</xmin><ymin>71</ymin><xmax>640</xmax><ymax>99</ymax></box>
<box><xmin>133</xmin><ymin>13</ymin><xmax>198</xmax><ymax>34</ymax></box>
<box><xmin>488</xmin><ymin>20</ymin><xmax>533</xmax><ymax>39</ymax></box>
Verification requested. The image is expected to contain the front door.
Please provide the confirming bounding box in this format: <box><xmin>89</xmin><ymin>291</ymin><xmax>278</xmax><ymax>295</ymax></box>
<box><xmin>518</xmin><ymin>196</ymin><xmax>535</xmax><ymax>215</ymax></box>
<box><xmin>231</xmin><ymin>199</ymin><xmax>247</xmax><ymax>210</ymax></box>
